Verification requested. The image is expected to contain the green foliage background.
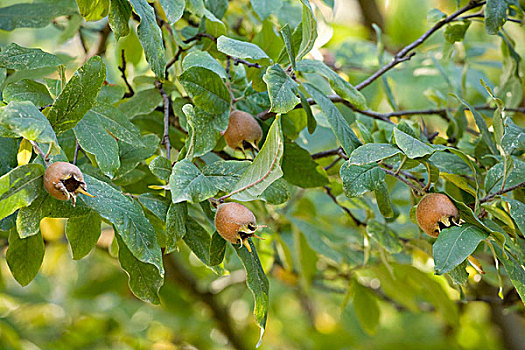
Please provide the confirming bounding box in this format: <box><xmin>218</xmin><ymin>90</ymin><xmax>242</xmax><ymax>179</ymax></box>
<box><xmin>0</xmin><ymin>0</ymin><xmax>524</xmax><ymax>349</ymax></box>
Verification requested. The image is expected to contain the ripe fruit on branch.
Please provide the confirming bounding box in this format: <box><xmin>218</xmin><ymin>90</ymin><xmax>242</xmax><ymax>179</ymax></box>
<box><xmin>223</xmin><ymin>110</ymin><xmax>262</xmax><ymax>151</ymax></box>
<box><xmin>43</xmin><ymin>162</ymin><xmax>94</xmax><ymax>206</ymax></box>
<box><xmin>214</xmin><ymin>202</ymin><xmax>263</xmax><ymax>252</ymax></box>
<box><xmin>416</xmin><ymin>193</ymin><xmax>460</xmax><ymax>237</ymax></box>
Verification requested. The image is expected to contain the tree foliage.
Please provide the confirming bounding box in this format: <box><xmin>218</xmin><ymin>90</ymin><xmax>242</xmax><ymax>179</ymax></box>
<box><xmin>0</xmin><ymin>0</ymin><xmax>524</xmax><ymax>349</ymax></box>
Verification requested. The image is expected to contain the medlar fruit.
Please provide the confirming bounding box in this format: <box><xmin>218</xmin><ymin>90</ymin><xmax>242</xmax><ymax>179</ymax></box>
<box><xmin>43</xmin><ymin>161</ymin><xmax>94</xmax><ymax>206</ymax></box>
<box><xmin>416</xmin><ymin>193</ymin><xmax>460</xmax><ymax>237</ymax></box>
<box><xmin>214</xmin><ymin>202</ymin><xmax>262</xmax><ymax>252</ymax></box>
<box><xmin>223</xmin><ymin>110</ymin><xmax>262</xmax><ymax>151</ymax></box>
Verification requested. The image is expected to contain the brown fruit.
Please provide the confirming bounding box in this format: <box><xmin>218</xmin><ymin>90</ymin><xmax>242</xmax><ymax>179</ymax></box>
<box><xmin>214</xmin><ymin>202</ymin><xmax>260</xmax><ymax>252</ymax></box>
<box><xmin>43</xmin><ymin>162</ymin><xmax>94</xmax><ymax>206</ymax></box>
<box><xmin>223</xmin><ymin>110</ymin><xmax>262</xmax><ymax>150</ymax></box>
<box><xmin>416</xmin><ymin>193</ymin><xmax>460</xmax><ymax>237</ymax></box>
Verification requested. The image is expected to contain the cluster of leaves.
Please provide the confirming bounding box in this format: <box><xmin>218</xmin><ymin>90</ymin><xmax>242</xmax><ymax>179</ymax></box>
<box><xmin>0</xmin><ymin>0</ymin><xmax>524</xmax><ymax>345</ymax></box>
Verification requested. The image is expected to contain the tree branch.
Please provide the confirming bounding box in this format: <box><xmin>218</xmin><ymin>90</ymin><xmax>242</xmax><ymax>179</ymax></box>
<box><xmin>29</xmin><ymin>140</ymin><xmax>50</xmax><ymax>166</ymax></box>
<box><xmin>324</xmin><ymin>186</ymin><xmax>366</xmax><ymax>226</ymax></box>
<box><xmin>480</xmin><ymin>181</ymin><xmax>525</xmax><ymax>203</ymax></box>
<box><xmin>355</xmin><ymin>0</ymin><xmax>486</xmax><ymax>90</ymax></box>
<box><xmin>163</xmin><ymin>255</ymin><xmax>248</xmax><ymax>350</ymax></box>
<box><xmin>118</xmin><ymin>50</ymin><xmax>134</xmax><ymax>98</ymax></box>
<box><xmin>155</xmin><ymin>80</ymin><xmax>172</xmax><ymax>159</ymax></box>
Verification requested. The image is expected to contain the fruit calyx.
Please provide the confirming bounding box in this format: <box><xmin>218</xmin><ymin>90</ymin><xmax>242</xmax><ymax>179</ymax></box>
<box><xmin>43</xmin><ymin>161</ymin><xmax>94</xmax><ymax>206</ymax></box>
<box><xmin>214</xmin><ymin>202</ymin><xmax>263</xmax><ymax>252</ymax></box>
<box><xmin>415</xmin><ymin>193</ymin><xmax>460</xmax><ymax>237</ymax></box>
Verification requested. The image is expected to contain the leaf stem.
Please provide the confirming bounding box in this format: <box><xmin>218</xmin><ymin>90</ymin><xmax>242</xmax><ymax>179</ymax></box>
<box><xmin>479</xmin><ymin>181</ymin><xmax>525</xmax><ymax>203</ymax></box>
<box><xmin>29</xmin><ymin>140</ymin><xmax>50</xmax><ymax>166</ymax></box>
<box><xmin>155</xmin><ymin>80</ymin><xmax>172</xmax><ymax>160</ymax></box>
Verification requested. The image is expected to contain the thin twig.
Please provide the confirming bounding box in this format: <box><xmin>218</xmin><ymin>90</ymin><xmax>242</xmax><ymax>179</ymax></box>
<box><xmin>457</xmin><ymin>13</ymin><xmax>523</xmax><ymax>24</ymax></box>
<box><xmin>312</xmin><ymin>147</ymin><xmax>345</xmax><ymax>160</ymax></box>
<box><xmin>165</xmin><ymin>47</ymin><xmax>184</xmax><ymax>79</ymax></box>
<box><xmin>355</xmin><ymin>0</ymin><xmax>486</xmax><ymax>90</ymax></box>
<box><xmin>232</xmin><ymin>57</ymin><xmax>262</xmax><ymax>69</ymax></box>
<box><xmin>480</xmin><ymin>181</ymin><xmax>525</xmax><ymax>203</ymax></box>
<box><xmin>324</xmin><ymin>156</ymin><xmax>343</xmax><ymax>171</ymax></box>
<box><xmin>91</xmin><ymin>23</ymin><xmax>111</xmax><ymax>58</ymax></box>
<box><xmin>381</xmin><ymin>167</ymin><xmax>425</xmax><ymax>195</ymax></box>
<box><xmin>183</xmin><ymin>32</ymin><xmax>216</xmax><ymax>44</ymax></box>
<box><xmin>324</xmin><ymin>186</ymin><xmax>365</xmax><ymax>226</ymax></box>
<box><xmin>155</xmin><ymin>80</ymin><xmax>172</xmax><ymax>159</ymax></box>
<box><xmin>118</xmin><ymin>50</ymin><xmax>134</xmax><ymax>98</ymax></box>
<box><xmin>29</xmin><ymin>140</ymin><xmax>50</xmax><ymax>166</ymax></box>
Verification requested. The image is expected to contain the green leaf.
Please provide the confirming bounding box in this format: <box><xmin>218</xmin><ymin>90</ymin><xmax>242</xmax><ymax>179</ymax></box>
<box><xmin>253</xmin><ymin>19</ymin><xmax>284</xmax><ymax>61</ymax></box>
<box><xmin>138</xmin><ymin>193</ymin><xmax>169</xmax><ymax>221</ymax></box>
<box><xmin>393</xmin><ymin>128</ymin><xmax>434</xmax><ymax>159</ymax></box>
<box><xmin>494</xmin><ymin>245</ymin><xmax>525</xmax><ymax>303</ymax></box>
<box><xmin>80</xmin><ymin>174</ymin><xmax>164</xmax><ymax>276</ymax></box>
<box><xmin>502</xmin><ymin>117</ymin><xmax>525</xmax><ymax>155</ymax></box>
<box><xmin>149</xmin><ymin>156</ymin><xmax>172</xmax><ymax>182</ymax></box>
<box><xmin>186</xmin><ymin>0</ymin><xmax>204</xmax><ymax>16</ymax></box>
<box><xmin>234</xmin><ymin>239</ymin><xmax>269</xmax><ymax>346</ymax></box>
<box><xmin>76</xmin><ymin>0</ymin><xmax>109</xmax><ymax>21</ymax></box>
<box><xmin>209</xmin><ymin>231</ymin><xmax>227</xmax><ymax>266</ymax></box>
<box><xmin>16</xmin><ymin>192</ymin><xmax>91</xmax><ymax>238</ymax></box>
<box><xmin>374</xmin><ymin>183</ymin><xmax>394</xmax><ymax>218</ymax></box>
<box><xmin>179</xmin><ymin>67</ymin><xmax>231</xmax><ymax>114</ymax></box>
<box><xmin>118</xmin><ymin>88</ymin><xmax>162</xmax><ymax>119</ymax></box>
<box><xmin>505</xmin><ymin>199</ymin><xmax>525</xmax><ymax>235</ymax></box>
<box><xmin>0</xmin><ymin>101</ymin><xmax>60</xmax><ymax>155</ymax></box>
<box><xmin>65</xmin><ymin>211</ymin><xmax>102</xmax><ymax>260</ymax></box>
<box><xmin>454</xmin><ymin>96</ymin><xmax>498</xmax><ymax>154</ymax></box>
<box><xmin>280</xmin><ymin>24</ymin><xmax>296</xmax><ymax>70</ymax></box>
<box><xmin>0</xmin><ymin>3</ymin><xmax>77</xmax><ymax>31</ymax></box>
<box><xmin>0</xmin><ymin>138</ymin><xmax>17</xmax><ymax>176</ymax></box>
<box><xmin>159</xmin><ymin>0</ymin><xmax>185</xmax><ymax>24</ymax></box>
<box><xmin>485</xmin><ymin>158</ymin><xmax>525</xmax><ymax>194</ymax></box>
<box><xmin>444</xmin><ymin>21</ymin><xmax>471</xmax><ymax>43</ymax></box>
<box><xmin>297</xmin><ymin>88</ymin><xmax>316</xmax><ymax>134</ymax></box>
<box><xmin>296</xmin><ymin>0</ymin><xmax>317</xmax><ymax>60</ymax></box>
<box><xmin>116</xmin><ymin>234</ymin><xmax>163</xmax><ymax>304</ymax></box>
<box><xmin>74</xmin><ymin>114</ymin><xmax>120</xmax><ymax>178</ymax></box>
<box><xmin>169</xmin><ymin>159</ymin><xmax>218</xmax><ymax>203</ymax></box>
<box><xmin>183</xmin><ymin>216</ymin><xmax>211</xmax><ymax>265</ymax></box>
<box><xmin>202</xmin><ymin>160</ymin><xmax>251</xmax><ymax>192</ymax></box>
<box><xmin>6</xmin><ymin>229</ymin><xmax>44</xmax><ymax>286</ymax></box>
<box><xmin>296</xmin><ymin>59</ymin><xmax>367</xmax><ymax>109</ymax></box>
<box><xmin>0</xmin><ymin>164</ymin><xmax>44</xmax><ymax>221</ymax></box>
<box><xmin>263</xmin><ymin>64</ymin><xmax>300</xmax><ymax>114</ymax></box>
<box><xmin>366</xmin><ymin>219</ymin><xmax>403</xmax><ymax>253</ymax></box>
<box><xmin>433</xmin><ymin>224</ymin><xmax>488</xmax><ymax>275</ymax></box>
<box><xmin>282</xmin><ymin>140</ymin><xmax>328</xmax><ymax>188</ymax></box>
<box><xmin>231</xmin><ymin>116</ymin><xmax>283</xmax><ymax>201</ymax></box>
<box><xmin>129</xmin><ymin>0</ymin><xmax>166</xmax><ymax>77</ymax></box>
<box><xmin>348</xmin><ymin>143</ymin><xmax>401</xmax><ymax>165</ymax></box>
<box><xmin>109</xmin><ymin>0</ymin><xmax>132</xmax><ymax>40</ymax></box>
<box><xmin>290</xmin><ymin>218</ymin><xmax>343</xmax><ymax>263</ymax></box>
<box><xmin>85</xmin><ymin>104</ymin><xmax>145</xmax><ymax>145</ymax></box>
<box><xmin>448</xmin><ymin>260</ymin><xmax>468</xmax><ymax>285</ymax></box>
<box><xmin>166</xmin><ymin>202</ymin><xmax>187</xmax><ymax>253</ymax></box>
<box><xmin>3</xmin><ymin>80</ymin><xmax>53</xmax><ymax>107</ymax></box>
<box><xmin>251</xmin><ymin>0</ymin><xmax>282</xmax><ymax>20</ymax></box>
<box><xmin>340</xmin><ymin>162</ymin><xmax>384</xmax><ymax>197</ymax></box>
<box><xmin>353</xmin><ymin>281</ymin><xmax>380</xmax><ymax>335</ymax></box>
<box><xmin>183</xmin><ymin>104</ymin><xmax>229</xmax><ymax>159</ymax></box>
<box><xmin>429</xmin><ymin>151</ymin><xmax>472</xmax><ymax>176</ymax></box>
<box><xmin>46</xmin><ymin>56</ymin><xmax>106</xmax><ymax>134</ymax></box>
<box><xmin>217</xmin><ymin>36</ymin><xmax>269</xmax><ymax>60</ymax></box>
<box><xmin>182</xmin><ymin>50</ymin><xmax>227</xmax><ymax>79</ymax></box>
<box><xmin>0</xmin><ymin>43</ymin><xmax>62</xmax><ymax>70</ymax></box>
<box><xmin>485</xmin><ymin>0</ymin><xmax>507</xmax><ymax>34</ymax></box>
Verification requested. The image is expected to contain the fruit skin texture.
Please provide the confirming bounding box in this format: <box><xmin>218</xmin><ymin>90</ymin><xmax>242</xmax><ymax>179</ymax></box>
<box><xmin>416</xmin><ymin>193</ymin><xmax>460</xmax><ymax>237</ymax></box>
<box><xmin>43</xmin><ymin>162</ymin><xmax>92</xmax><ymax>206</ymax></box>
<box><xmin>224</xmin><ymin>110</ymin><xmax>262</xmax><ymax>150</ymax></box>
<box><xmin>215</xmin><ymin>202</ymin><xmax>258</xmax><ymax>251</ymax></box>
